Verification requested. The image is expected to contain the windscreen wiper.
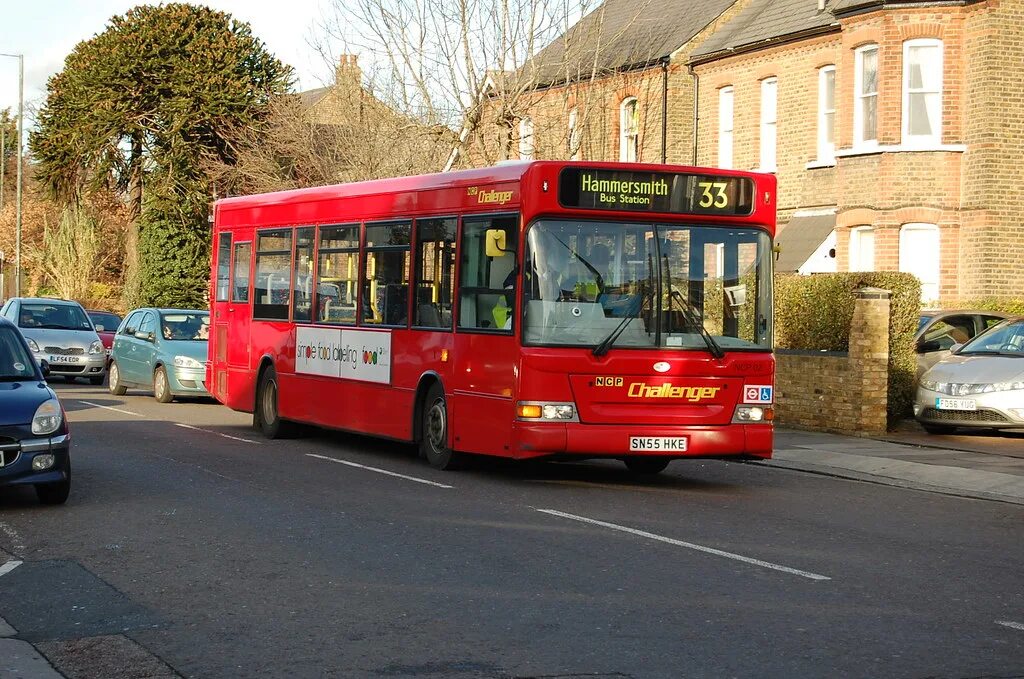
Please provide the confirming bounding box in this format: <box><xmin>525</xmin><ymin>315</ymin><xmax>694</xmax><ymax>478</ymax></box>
<box><xmin>592</xmin><ymin>287</ymin><xmax>651</xmax><ymax>357</ymax></box>
<box><xmin>669</xmin><ymin>290</ymin><xmax>725</xmax><ymax>359</ymax></box>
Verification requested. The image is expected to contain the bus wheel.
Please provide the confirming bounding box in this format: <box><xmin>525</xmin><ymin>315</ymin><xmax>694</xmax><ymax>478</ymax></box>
<box><xmin>624</xmin><ymin>457</ymin><xmax>670</xmax><ymax>474</ymax></box>
<box><xmin>256</xmin><ymin>366</ymin><xmax>295</xmax><ymax>439</ymax></box>
<box><xmin>421</xmin><ymin>383</ymin><xmax>462</xmax><ymax>470</ymax></box>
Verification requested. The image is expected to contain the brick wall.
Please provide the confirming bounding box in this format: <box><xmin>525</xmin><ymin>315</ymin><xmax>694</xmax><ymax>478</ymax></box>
<box><xmin>775</xmin><ymin>289</ymin><xmax>890</xmax><ymax>436</ymax></box>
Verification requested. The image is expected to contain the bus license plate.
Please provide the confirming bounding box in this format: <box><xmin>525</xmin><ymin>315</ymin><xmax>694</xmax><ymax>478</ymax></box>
<box><xmin>630</xmin><ymin>437</ymin><xmax>688</xmax><ymax>452</ymax></box>
<box><xmin>936</xmin><ymin>398</ymin><xmax>976</xmax><ymax>411</ymax></box>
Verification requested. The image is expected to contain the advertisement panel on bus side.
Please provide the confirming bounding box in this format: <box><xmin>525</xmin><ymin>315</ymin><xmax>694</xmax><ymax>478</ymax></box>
<box><xmin>295</xmin><ymin>326</ymin><xmax>392</xmax><ymax>384</ymax></box>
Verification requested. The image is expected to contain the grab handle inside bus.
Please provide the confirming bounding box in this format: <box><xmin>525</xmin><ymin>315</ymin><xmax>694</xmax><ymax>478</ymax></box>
<box><xmin>485</xmin><ymin>229</ymin><xmax>512</xmax><ymax>258</ymax></box>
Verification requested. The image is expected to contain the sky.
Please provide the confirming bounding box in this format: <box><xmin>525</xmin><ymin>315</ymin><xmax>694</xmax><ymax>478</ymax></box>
<box><xmin>0</xmin><ymin>0</ymin><xmax>332</xmax><ymax>129</ymax></box>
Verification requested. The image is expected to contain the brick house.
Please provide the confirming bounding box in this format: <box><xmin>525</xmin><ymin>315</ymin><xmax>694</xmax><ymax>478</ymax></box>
<box><xmin>688</xmin><ymin>0</ymin><xmax>1024</xmax><ymax>302</ymax></box>
<box><xmin>513</xmin><ymin>0</ymin><xmax>1022</xmax><ymax>302</ymax></box>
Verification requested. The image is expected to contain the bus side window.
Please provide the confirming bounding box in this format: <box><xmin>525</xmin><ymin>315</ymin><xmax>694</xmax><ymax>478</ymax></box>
<box><xmin>363</xmin><ymin>221</ymin><xmax>412</xmax><ymax>327</ymax></box>
<box><xmin>254</xmin><ymin>229</ymin><xmax>292</xmax><ymax>320</ymax></box>
<box><xmin>215</xmin><ymin>232</ymin><xmax>232</xmax><ymax>302</ymax></box>
<box><xmin>232</xmin><ymin>243</ymin><xmax>251</xmax><ymax>303</ymax></box>
<box><xmin>414</xmin><ymin>217</ymin><xmax>457</xmax><ymax>330</ymax></box>
<box><xmin>459</xmin><ymin>215</ymin><xmax>518</xmax><ymax>331</ymax></box>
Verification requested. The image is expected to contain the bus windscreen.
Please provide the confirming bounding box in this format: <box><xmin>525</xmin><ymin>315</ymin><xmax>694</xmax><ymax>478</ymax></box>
<box><xmin>558</xmin><ymin>168</ymin><xmax>755</xmax><ymax>217</ymax></box>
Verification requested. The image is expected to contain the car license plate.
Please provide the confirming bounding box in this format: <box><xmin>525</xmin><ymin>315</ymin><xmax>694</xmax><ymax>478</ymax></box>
<box><xmin>48</xmin><ymin>355</ymin><xmax>80</xmax><ymax>364</ymax></box>
<box><xmin>629</xmin><ymin>436</ymin><xmax>688</xmax><ymax>452</ymax></box>
<box><xmin>936</xmin><ymin>398</ymin><xmax>977</xmax><ymax>411</ymax></box>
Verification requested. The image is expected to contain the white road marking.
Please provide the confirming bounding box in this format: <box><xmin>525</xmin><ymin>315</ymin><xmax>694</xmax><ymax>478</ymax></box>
<box><xmin>997</xmin><ymin>621</ymin><xmax>1024</xmax><ymax>632</ymax></box>
<box><xmin>536</xmin><ymin>509</ymin><xmax>831</xmax><ymax>581</ymax></box>
<box><xmin>306</xmin><ymin>454</ymin><xmax>454</xmax><ymax>489</ymax></box>
<box><xmin>174</xmin><ymin>423</ymin><xmax>261</xmax><ymax>444</ymax></box>
<box><xmin>78</xmin><ymin>400</ymin><xmax>144</xmax><ymax>417</ymax></box>
<box><xmin>0</xmin><ymin>560</ymin><xmax>22</xmax><ymax>577</ymax></box>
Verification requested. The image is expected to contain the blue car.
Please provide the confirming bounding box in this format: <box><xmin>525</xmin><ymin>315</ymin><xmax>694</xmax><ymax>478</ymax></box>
<box><xmin>107</xmin><ymin>308</ymin><xmax>211</xmax><ymax>403</ymax></box>
<box><xmin>0</xmin><ymin>316</ymin><xmax>72</xmax><ymax>505</ymax></box>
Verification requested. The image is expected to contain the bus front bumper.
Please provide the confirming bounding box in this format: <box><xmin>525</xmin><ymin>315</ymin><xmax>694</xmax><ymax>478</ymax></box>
<box><xmin>512</xmin><ymin>422</ymin><xmax>773</xmax><ymax>460</ymax></box>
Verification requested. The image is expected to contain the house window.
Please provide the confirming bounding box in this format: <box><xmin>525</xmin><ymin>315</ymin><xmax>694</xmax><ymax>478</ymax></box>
<box><xmin>760</xmin><ymin>78</ymin><xmax>778</xmax><ymax>172</ymax></box>
<box><xmin>903</xmin><ymin>39</ymin><xmax>943</xmax><ymax>146</ymax></box>
<box><xmin>899</xmin><ymin>223</ymin><xmax>940</xmax><ymax>301</ymax></box>
<box><xmin>619</xmin><ymin>97</ymin><xmax>638</xmax><ymax>162</ymax></box>
<box><xmin>854</xmin><ymin>45</ymin><xmax>879</xmax><ymax>147</ymax></box>
<box><xmin>518</xmin><ymin>117</ymin><xmax>534</xmax><ymax>160</ymax></box>
<box><xmin>848</xmin><ymin>226</ymin><xmax>875</xmax><ymax>271</ymax></box>
<box><xmin>818</xmin><ymin>66</ymin><xmax>836</xmax><ymax>162</ymax></box>
<box><xmin>718</xmin><ymin>86</ymin><xmax>734</xmax><ymax>169</ymax></box>
<box><xmin>568</xmin><ymin>108</ymin><xmax>581</xmax><ymax>160</ymax></box>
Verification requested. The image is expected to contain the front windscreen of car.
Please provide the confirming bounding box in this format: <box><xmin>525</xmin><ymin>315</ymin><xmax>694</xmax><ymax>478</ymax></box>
<box><xmin>0</xmin><ymin>327</ymin><xmax>37</xmax><ymax>381</ymax></box>
<box><xmin>88</xmin><ymin>312</ymin><xmax>121</xmax><ymax>332</ymax></box>
<box><xmin>958</xmin><ymin>319</ymin><xmax>1024</xmax><ymax>356</ymax></box>
<box><xmin>522</xmin><ymin>220</ymin><xmax>773</xmax><ymax>351</ymax></box>
<box><xmin>161</xmin><ymin>313</ymin><xmax>210</xmax><ymax>342</ymax></box>
<box><xmin>18</xmin><ymin>303</ymin><xmax>92</xmax><ymax>331</ymax></box>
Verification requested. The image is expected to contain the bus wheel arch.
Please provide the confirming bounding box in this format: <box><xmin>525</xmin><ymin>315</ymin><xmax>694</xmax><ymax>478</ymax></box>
<box><xmin>412</xmin><ymin>373</ymin><xmax>444</xmax><ymax>447</ymax></box>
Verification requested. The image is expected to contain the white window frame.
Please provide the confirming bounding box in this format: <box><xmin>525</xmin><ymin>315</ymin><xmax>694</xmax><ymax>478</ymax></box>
<box><xmin>518</xmin><ymin>116</ymin><xmax>534</xmax><ymax>160</ymax></box>
<box><xmin>619</xmin><ymin>97</ymin><xmax>638</xmax><ymax>162</ymax></box>
<box><xmin>567</xmin><ymin>108</ymin><xmax>580</xmax><ymax>161</ymax></box>
<box><xmin>854</xmin><ymin>44</ymin><xmax>879</xmax><ymax>148</ymax></box>
<box><xmin>848</xmin><ymin>226</ymin><xmax>875</xmax><ymax>271</ymax></box>
<box><xmin>902</xmin><ymin>39</ymin><xmax>943</xmax><ymax>148</ymax></box>
<box><xmin>818</xmin><ymin>66</ymin><xmax>836</xmax><ymax>163</ymax></box>
<box><xmin>718</xmin><ymin>86</ymin><xmax>734</xmax><ymax>170</ymax></box>
<box><xmin>760</xmin><ymin>77</ymin><xmax>778</xmax><ymax>172</ymax></box>
<box><xmin>899</xmin><ymin>223</ymin><xmax>940</xmax><ymax>301</ymax></box>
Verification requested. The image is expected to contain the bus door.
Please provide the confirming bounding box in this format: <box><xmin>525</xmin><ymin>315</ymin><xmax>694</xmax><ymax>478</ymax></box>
<box><xmin>450</xmin><ymin>215</ymin><xmax>519</xmax><ymax>456</ymax></box>
<box><xmin>214</xmin><ymin>236</ymin><xmax>253</xmax><ymax>405</ymax></box>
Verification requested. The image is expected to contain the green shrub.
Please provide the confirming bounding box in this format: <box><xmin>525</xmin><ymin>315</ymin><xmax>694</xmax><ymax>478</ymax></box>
<box><xmin>775</xmin><ymin>272</ymin><xmax>922</xmax><ymax>427</ymax></box>
<box><xmin>938</xmin><ymin>298</ymin><xmax>1024</xmax><ymax>316</ymax></box>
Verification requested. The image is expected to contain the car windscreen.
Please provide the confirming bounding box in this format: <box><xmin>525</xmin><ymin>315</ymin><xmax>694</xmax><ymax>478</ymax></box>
<box><xmin>18</xmin><ymin>303</ymin><xmax>93</xmax><ymax>331</ymax></box>
<box><xmin>959</xmin><ymin>319</ymin><xmax>1024</xmax><ymax>356</ymax></box>
<box><xmin>88</xmin><ymin>312</ymin><xmax>121</xmax><ymax>332</ymax></box>
<box><xmin>0</xmin><ymin>327</ymin><xmax>37</xmax><ymax>381</ymax></box>
<box><xmin>161</xmin><ymin>313</ymin><xmax>210</xmax><ymax>341</ymax></box>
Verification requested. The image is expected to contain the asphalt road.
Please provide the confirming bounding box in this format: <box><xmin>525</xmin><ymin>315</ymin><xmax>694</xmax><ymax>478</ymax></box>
<box><xmin>1</xmin><ymin>382</ymin><xmax>1022</xmax><ymax>679</ymax></box>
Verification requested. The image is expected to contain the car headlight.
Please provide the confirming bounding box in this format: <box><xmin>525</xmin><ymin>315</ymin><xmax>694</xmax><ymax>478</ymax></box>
<box><xmin>173</xmin><ymin>356</ymin><xmax>203</xmax><ymax>369</ymax></box>
<box><xmin>920</xmin><ymin>379</ymin><xmax>939</xmax><ymax>391</ymax></box>
<box><xmin>984</xmin><ymin>381</ymin><xmax>1024</xmax><ymax>393</ymax></box>
<box><xmin>516</xmin><ymin>402</ymin><xmax>577</xmax><ymax>421</ymax></box>
<box><xmin>27</xmin><ymin>338</ymin><xmax>40</xmax><ymax>352</ymax></box>
<box><xmin>31</xmin><ymin>399</ymin><xmax>63</xmax><ymax>435</ymax></box>
<box><xmin>88</xmin><ymin>340</ymin><xmax>104</xmax><ymax>355</ymax></box>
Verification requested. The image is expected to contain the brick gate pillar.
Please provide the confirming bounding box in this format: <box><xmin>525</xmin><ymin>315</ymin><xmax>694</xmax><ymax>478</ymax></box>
<box><xmin>849</xmin><ymin>287</ymin><xmax>890</xmax><ymax>436</ymax></box>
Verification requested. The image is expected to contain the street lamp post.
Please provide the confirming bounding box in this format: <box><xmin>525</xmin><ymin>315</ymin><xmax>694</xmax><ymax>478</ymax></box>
<box><xmin>0</xmin><ymin>53</ymin><xmax>23</xmax><ymax>298</ymax></box>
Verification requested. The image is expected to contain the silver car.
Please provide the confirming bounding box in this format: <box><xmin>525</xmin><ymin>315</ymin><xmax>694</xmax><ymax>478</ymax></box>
<box><xmin>914</xmin><ymin>316</ymin><xmax>1024</xmax><ymax>434</ymax></box>
<box><xmin>0</xmin><ymin>298</ymin><xmax>107</xmax><ymax>384</ymax></box>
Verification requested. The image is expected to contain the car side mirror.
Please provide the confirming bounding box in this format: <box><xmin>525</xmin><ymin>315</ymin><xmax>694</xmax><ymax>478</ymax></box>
<box><xmin>949</xmin><ymin>343</ymin><xmax>963</xmax><ymax>353</ymax></box>
<box><xmin>39</xmin><ymin>359</ymin><xmax>51</xmax><ymax>377</ymax></box>
<box><xmin>135</xmin><ymin>331</ymin><xmax>154</xmax><ymax>342</ymax></box>
<box><xmin>917</xmin><ymin>340</ymin><xmax>942</xmax><ymax>353</ymax></box>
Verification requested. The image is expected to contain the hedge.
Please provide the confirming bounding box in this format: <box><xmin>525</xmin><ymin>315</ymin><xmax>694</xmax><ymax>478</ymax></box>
<box><xmin>775</xmin><ymin>272</ymin><xmax>922</xmax><ymax>427</ymax></box>
<box><xmin>935</xmin><ymin>298</ymin><xmax>1024</xmax><ymax>316</ymax></box>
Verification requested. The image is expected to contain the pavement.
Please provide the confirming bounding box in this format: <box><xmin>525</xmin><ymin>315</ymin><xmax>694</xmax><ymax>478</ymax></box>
<box><xmin>773</xmin><ymin>422</ymin><xmax>1024</xmax><ymax>506</ymax></box>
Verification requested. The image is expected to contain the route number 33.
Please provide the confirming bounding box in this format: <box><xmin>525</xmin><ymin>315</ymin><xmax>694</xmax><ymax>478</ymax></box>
<box><xmin>698</xmin><ymin>181</ymin><xmax>729</xmax><ymax>209</ymax></box>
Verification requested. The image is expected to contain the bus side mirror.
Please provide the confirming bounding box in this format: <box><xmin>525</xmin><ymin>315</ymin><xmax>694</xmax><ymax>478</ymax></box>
<box><xmin>485</xmin><ymin>229</ymin><xmax>510</xmax><ymax>257</ymax></box>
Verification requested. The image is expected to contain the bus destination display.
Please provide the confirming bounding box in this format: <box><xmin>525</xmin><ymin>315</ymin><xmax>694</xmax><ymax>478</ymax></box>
<box><xmin>558</xmin><ymin>168</ymin><xmax>754</xmax><ymax>216</ymax></box>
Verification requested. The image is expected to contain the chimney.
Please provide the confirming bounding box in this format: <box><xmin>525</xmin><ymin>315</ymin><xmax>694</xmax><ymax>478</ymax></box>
<box><xmin>335</xmin><ymin>54</ymin><xmax>362</xmax><ymax>89</ymax></box>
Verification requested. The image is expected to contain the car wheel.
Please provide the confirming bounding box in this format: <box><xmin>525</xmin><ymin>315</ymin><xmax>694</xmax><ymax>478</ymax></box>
<box><xmin>153</xmin><ymin>366</ymin><xmax>174</xmax><ymax>403</ymax></box>
<box><xmin>255</xmin><ymin>365</ymin><xmax>297</xmax><ymax>439</ymax></box>
<box><xmin>420</xmin><ymin>383</ymin><xmax>463</xmax><ymax>470</ymax></box>
<box><xmin>36</xmin><ymin>460</ymin><xmax>71</xmax><ymax>505</ymax></box>
<box><xmin>922</xmin><ymin>424</ymin><xmax>956</xmax><ymax>435</ymax></box>
<box><xmin>624</xmin><ymin>457</ymin><xmax>671</xmax><ymax>474</ymax></box>
<box><xmin>108</xmin><ymin>361</ymin><xmax>128</xmax><ymax>396</ymax></box>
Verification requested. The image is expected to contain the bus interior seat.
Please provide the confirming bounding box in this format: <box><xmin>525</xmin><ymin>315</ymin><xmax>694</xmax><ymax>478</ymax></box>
<box><xmin>418</xmin><ymin>303</ymin><xmax>442</xmax><ymax>327</ymax></box>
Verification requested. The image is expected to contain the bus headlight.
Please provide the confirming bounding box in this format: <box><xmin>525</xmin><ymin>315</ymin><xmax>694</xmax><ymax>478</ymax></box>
<box><xmin>517</xmin><ymin>402</ymin><xmax>577</xmax><ymax>421</ymax></box>
<box><xmin>733</xmin><ymin>405</ymin><xmax>773</xmax><ymax>423</ymax></box>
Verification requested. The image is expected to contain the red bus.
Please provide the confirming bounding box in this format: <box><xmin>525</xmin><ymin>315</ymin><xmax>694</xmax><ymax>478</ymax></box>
<box><xmin>208</xmin><ymin>161</ymin><xmax>776</xmax><ymax>472</ymax></box>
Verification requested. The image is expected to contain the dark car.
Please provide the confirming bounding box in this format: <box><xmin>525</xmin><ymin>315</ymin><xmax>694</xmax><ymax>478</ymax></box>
<box><xmin>0</xmin><ymin>317</ymin><xmax>72</xmax><ymax>504</ymax></box>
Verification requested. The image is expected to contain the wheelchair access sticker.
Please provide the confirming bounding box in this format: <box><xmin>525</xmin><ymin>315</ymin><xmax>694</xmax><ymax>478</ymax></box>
<box><xmin>744</xmin><ymin>385</ymin><xmax>773</xmax><ymax>404</ymax></box>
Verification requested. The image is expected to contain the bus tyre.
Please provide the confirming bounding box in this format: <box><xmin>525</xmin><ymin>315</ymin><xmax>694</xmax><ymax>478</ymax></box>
<box><xmin>154</xmin><ymin>366</ymin><xmax>174</xmax><ymax>403</ymax></box>
<box><xmin>256</xmin><ymin>366</ymin><xmax>296</xmax><ymax>439</ymax></box>
<box><xmin>108</xmin><ymin>362</ymin><xmax>127</xmax><ymax>396</ymax></box>
<box><xmin>624</xmin><ymin>457</ymin><xmax>670</xmax><ymax>474</ymax></box>
<box><xmin>421</xmin><ymin>383</ymin><xmax>462</xmax><ymax>470</ymax></box>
